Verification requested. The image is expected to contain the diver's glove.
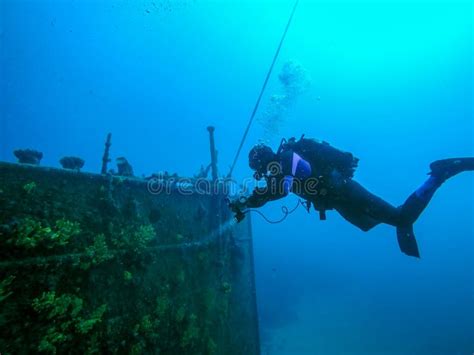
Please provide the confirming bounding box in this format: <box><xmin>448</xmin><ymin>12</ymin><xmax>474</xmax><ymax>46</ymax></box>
<box><xmin>227</xmin><ymin>196</ymin><xmax>249</xmax><ymax>223</ymax></box>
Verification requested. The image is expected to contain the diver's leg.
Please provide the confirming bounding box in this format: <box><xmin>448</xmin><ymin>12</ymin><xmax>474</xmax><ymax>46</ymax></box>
<box><xmin>399</xmin><ymin>157</ymin><xmax>474</xmax><ymax>225</ymax></box>
<box><xmin>333</xmin><ymin>179</ymin><xmax>402</xmax><ymax>227</ymax></box>
<box><xmin>398</xmin><ymin>175</ymin><xmax>441</xmax><ymax>225</ymax></box>
<box><xmin>330</xmin><ymin>158</ymin><xmax>473</xmax><ymax>257</ymax></box>
<box><xmin>335</xmin><ymin>158</ymin><xmax>474</xmax><ymax>227</ymax></box>
<box><xmin>394</xmin><ymin>158</ymin><xmax>473</xmax><ymax>257</ymax></box>
<box><xmin>334</xmin><ymin>179</ymin><xmax>420</xmax><ymax>257</ymax></box>
<box><xmin>334</xmin><ymin>203</ymin><xmax>381</xmax><ymax>231</ymax></box>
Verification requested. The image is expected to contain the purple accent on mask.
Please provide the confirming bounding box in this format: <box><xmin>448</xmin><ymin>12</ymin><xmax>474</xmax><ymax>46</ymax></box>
<box><xmin>292</xmin><ymin>152</ymin><xmax>312</xmax><ymax>179</ymax></box>
<box><xmin>283</xmin><ymin>175</ymin><xmax>293</xmax><ymax>195</ymax></box>
<box><xmin>291</xmin><ymin>153</ymin><xmax>301</xmax><ymax>175</ymax></box>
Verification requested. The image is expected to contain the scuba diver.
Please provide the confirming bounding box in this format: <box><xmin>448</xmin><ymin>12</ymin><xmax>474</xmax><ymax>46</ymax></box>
<box><xmin>228</xmin><ymin>136</ymin><xmax>474</xmax><ymax>257</ymax></box>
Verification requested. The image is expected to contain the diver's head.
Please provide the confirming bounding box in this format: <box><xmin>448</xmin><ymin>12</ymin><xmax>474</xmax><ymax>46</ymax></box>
<box><xmin>248</xmin><ymin>144</ymin><xmax>277</xmax><ymax>178</ymax></box>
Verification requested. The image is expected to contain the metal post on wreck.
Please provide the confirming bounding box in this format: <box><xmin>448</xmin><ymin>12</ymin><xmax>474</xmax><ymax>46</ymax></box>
<box><xmin>207</xmin><ymin>126</ymin><xmax>220</xmax><ymax>225</ymax></box>
<box><xmin>207</xmin><ymin>126</ymin><xmax>218</xmax><ymax>182</ymax></box>
<box><xmin>207</xmin><ymin>126</ymin><xmax>226</xmax><ymax>262</ymax></box>
<box><xmin>101</xmin><ymin>133</ymin><xmax>112</xmax><ymax>175</ymax></box>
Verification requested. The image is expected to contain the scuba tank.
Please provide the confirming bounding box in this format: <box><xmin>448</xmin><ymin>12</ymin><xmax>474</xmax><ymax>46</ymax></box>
<box><xmin>280</xmin><ymin>135</ymin><xmax>359</xmax><ymax>180</ymax></box>
<box><xmin>278</xmin><ymin>135</ymin><xmax>359</xmax><ymax>220</ymax></box>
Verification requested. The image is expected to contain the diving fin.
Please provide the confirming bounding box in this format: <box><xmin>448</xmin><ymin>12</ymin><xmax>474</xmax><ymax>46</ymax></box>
<box><xmin>430</xmin><ymin>157</ymin><xmax>474</xmax><ymax>182</ymax></box>
<box><xmin>396</xmin><ymin>225</ymin><xmax>420</xmax><ymax>258</ymax></box>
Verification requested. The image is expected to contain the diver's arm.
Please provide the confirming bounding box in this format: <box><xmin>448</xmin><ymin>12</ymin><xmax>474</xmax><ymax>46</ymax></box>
<box><xmin>228</xmin><ymin>176</ymin><xmax>291</xmax><ymax>221</ymax></box>
<box><xmin>243</xmin><ymin>175</ymin><xmax>293</xmax><ymax>208</ymax></box>
<box><xmin>245</xmin><ymin>186</ymin><xmax>286</xmax><ymax>208</ymax></box>
<box><xmin>229</xmin><ymin>175</ymin><xmax>291</xmax><ymax>215</ymax></box>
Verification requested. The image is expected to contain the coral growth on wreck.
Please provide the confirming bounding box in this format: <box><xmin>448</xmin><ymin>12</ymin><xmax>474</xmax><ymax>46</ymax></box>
<box><xmin>0</xmin><ymin>164</ymin><xmax>245</xmax><ymax>354</ymax></box>
<box><xmin>14</xmin><ymin>149</ymin><xmax>43</xmax><ymax>165</ymax></box>
<box><xmin>59</xmin><ymin>156</ymin><xmax>85</xmax><ymax>171</ymax></box>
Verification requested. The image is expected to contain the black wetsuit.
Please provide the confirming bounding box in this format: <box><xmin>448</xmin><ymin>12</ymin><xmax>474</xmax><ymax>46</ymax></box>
<box><xmin>243</xmin><ymin>137</ymin><xmax>473</xmax><ymax>257</ymax></box>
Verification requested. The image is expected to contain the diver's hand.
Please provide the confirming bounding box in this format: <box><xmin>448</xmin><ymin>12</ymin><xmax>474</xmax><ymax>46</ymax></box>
<box><xmin>227</xmin><ymin>196</ymin><xmax>249</xmax><ymax>223</ymax></box>
<box><xmin>228</xmin><ymin>196</ymin><xmax>248</xmax><ymax>212</ymax></box>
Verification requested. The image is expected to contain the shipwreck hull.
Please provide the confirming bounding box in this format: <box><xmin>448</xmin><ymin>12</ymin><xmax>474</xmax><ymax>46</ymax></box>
<box><xmin>0</xmin><ymin>162</ymin><xmax>260</xmax><ymax>354</ymax></box>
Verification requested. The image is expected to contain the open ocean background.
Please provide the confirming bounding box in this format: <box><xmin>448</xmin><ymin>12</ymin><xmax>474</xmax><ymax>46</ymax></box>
<box><xmin>1</xmin><ymin>0</ymin><xmax>473</xmax><ymax>353</ymax></box>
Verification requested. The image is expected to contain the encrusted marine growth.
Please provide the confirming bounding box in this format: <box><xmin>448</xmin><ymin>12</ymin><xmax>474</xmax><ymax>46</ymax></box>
<box><xmin>59</xmin><ymin>156</ymin><xmax>85</xmax><ymax>171</ymax></box>
<box><xmin>0</xmin><ymin>162</ymin><xmax>257</xmax><ymax>354</ymax></box>
<box><xmin>31</xmin><ymin>291</ymin><xmax>107</xmax><ymax>354</ymax></box>
<box><xmin>116</xmin><ymin>157</ymin><xmax>134</xmax><ymax>177</ymax></box>
<box><xmin>8</xmin><ymin>217</ymin><xmax>80</xmax><ymax>250</ymax></box>
<box><xmin>14</xmin><ymin>149</ymin><xmax>43</xmax><ymax>165</ymax></box>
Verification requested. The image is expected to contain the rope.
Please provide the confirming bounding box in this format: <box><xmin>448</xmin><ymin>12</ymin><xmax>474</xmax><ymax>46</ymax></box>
<box><xmin>227</xmin><ymin>0</ymin><xmax>300</xmax><ymax>178</ymax></box>
<box><xmin>245</xmin><ymin>198</ymin><xmax>305</xmax><ymax>224</ymax></box>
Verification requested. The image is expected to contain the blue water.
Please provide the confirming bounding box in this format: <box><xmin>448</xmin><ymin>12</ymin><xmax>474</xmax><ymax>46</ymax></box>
<box><xmin>1</xmin><ymin>0</ymin><xmax>473</xmax><ymax>354</ymax></box>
